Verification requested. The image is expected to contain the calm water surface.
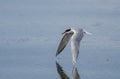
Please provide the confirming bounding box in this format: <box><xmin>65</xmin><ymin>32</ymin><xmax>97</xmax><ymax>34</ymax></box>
<box><xmin>0</xmin><ymin>0</ymin><xmax>120</xmax><ymax>79</ymax></box>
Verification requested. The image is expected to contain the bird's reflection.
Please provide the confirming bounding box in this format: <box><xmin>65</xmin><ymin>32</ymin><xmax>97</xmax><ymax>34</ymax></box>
<box><xmin>72</xmin><ymin>66</ymin><xmax>80</xmax><ymax>79</ymax></box>
<box><xmin>56</xmin><ymin>62</ymin><xmax>69</xmax><ymax>79</ymax></box>
<box><xmin>56</xmin><ymin>62</ymin><xmax>80</xmax><ymax>79</ymax></box>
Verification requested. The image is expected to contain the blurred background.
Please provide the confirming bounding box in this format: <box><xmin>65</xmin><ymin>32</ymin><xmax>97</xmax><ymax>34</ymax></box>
<box><xmin>0</xmin><ymin>0</ymin><xmax>120</xmax><ymax>79</ymax></box>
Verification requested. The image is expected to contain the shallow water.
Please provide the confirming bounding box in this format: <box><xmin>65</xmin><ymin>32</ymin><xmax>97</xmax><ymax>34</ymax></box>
<box><xmin>0</xmin><ymin>0</ymin><xmax>120</xmax><ymax>79</ymax></box>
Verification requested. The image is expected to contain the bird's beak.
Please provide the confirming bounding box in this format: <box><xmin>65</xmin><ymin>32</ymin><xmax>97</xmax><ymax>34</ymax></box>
<box><xmin>83</xmin><ymin>29</ymin><xmax>92</xmax><ymax>35</ymax></box>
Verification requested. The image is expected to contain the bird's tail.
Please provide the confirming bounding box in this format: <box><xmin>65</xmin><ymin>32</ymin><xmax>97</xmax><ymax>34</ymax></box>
<box><xmin>72</xmin><ymin>59</ymin><xmax>76</xmax><ymax>65</ymax></box>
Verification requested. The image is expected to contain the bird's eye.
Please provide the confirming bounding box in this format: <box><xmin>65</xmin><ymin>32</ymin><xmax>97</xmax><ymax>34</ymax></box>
<box><xmin>65</xmin><ymin>29</ymin><xmax>71</xmax><ymax>32</ymax></box>
<box><xmin>83</xmin><ymin>31</ymin><xmax>86</xmax><ymax>33</ymax></box>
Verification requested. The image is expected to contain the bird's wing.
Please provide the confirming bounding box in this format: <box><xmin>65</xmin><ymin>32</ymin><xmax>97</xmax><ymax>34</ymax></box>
<box><xmin>56</xmin><ymin>32</ymin><xmax>73</xmax><ymax>56</ymax></box>
<box><xmin>71</xmin><ymin>40</ymin><xmax>80</xmax><ymax>64</ymax></box>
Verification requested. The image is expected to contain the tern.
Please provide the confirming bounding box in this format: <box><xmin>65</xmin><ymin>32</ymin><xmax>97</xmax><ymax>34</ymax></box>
<box><xmin>56</xmin><ymin>28</ymin><xmax>91</xmax><ymax>64</ymax></box>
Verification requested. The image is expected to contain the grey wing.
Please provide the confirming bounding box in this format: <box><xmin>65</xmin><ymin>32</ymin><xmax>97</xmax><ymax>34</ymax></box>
<box><xmin>56</xmin><ymin>33</ymin><xmax>73</xmax><ymax>56</ymax></box>
<box><xmin>71</xmin><ymin>40</ymin><xmax>80</xmax><ymax>64</ymax></box>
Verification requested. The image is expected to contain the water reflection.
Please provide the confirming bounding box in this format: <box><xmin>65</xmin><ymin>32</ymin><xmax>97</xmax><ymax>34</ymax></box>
<box><xmin>56</xmin><ymin>62</ymin><xmax>80</xmax><ymax>79</ymax></box>
<box><xmin>72</xmin><ymin>67</ymin><xmax>80</xmax><ymax>79</ymax></box>
<box><xmin>56</xmin><ymin>62</ymin><xmax>70</xmax><ymax>79</ymax></box>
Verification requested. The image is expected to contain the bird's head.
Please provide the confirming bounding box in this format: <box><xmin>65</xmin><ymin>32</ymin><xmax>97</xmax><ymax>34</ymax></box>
<box><xmin>62</xmin><ymin>28</ymin><xmax>72</xmax><ymax>35</ymax></box>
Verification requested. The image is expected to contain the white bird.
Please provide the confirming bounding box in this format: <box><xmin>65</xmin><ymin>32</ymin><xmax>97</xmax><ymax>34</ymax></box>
<box><xmin>56</xmin><ymin>28</ymin><xmax>91</xmax><ymax>64</ymax></box>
